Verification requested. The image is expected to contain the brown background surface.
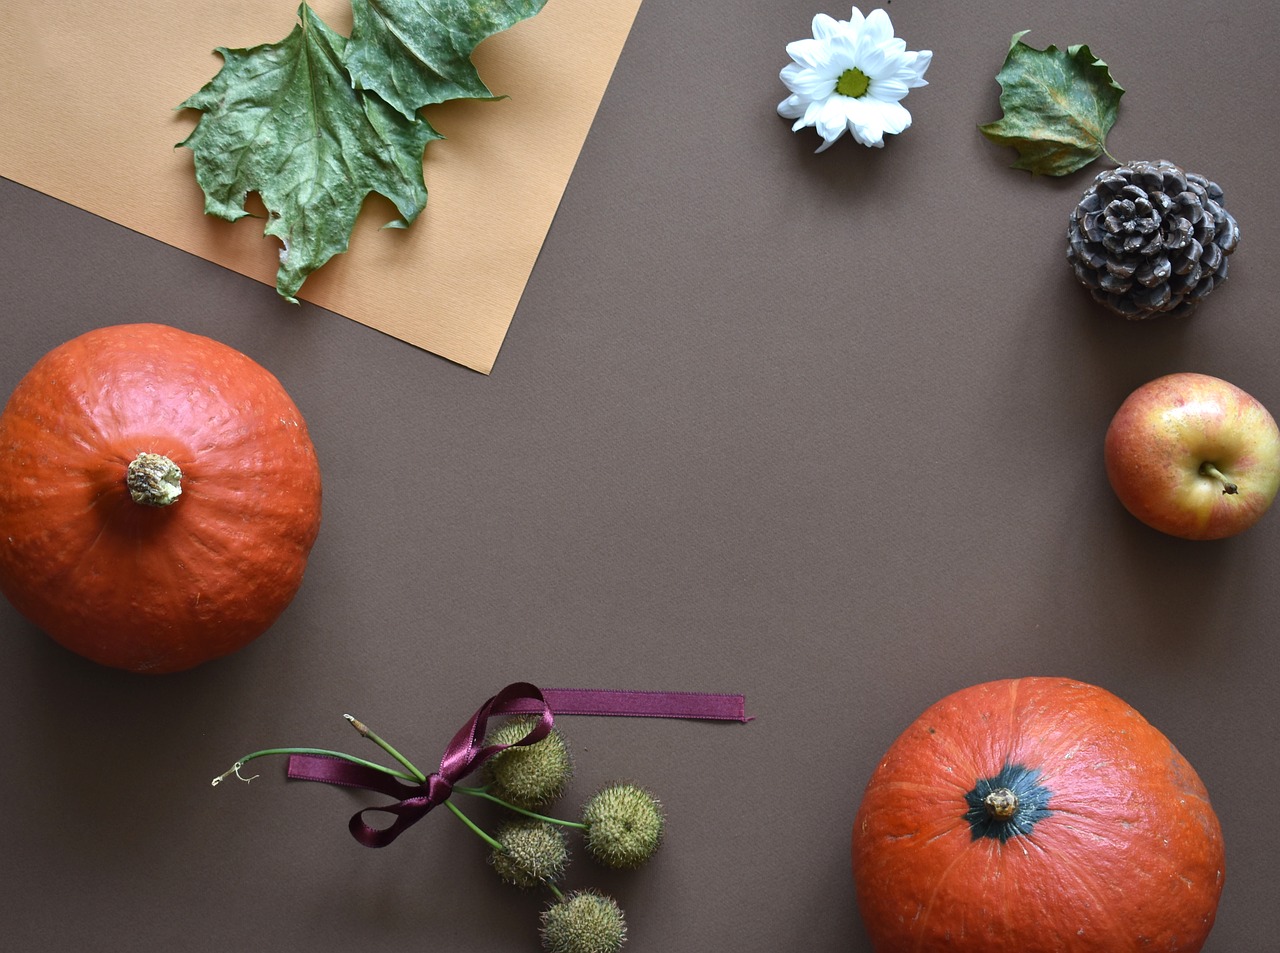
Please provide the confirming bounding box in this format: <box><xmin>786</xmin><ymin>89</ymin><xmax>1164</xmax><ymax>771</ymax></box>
<box><xmin>1</xmin><ymin>1</ymin><xmax>1276</xmax><ymax>950</ymax></box>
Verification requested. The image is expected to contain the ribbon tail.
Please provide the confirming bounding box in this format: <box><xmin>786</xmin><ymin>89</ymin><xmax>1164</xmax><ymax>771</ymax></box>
<box><xmin>286</xmin><ymin>754</ymin><xmax>421</xmax><ymax>798</ymax></box>
<box><xmin>524</xmin><ymin>688</ymin><xmax>753</xmax><ymax>722</ymax></box>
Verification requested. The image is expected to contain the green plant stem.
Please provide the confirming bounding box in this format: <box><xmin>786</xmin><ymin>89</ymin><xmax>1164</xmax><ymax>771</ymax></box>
<box><xmin>345</xmin><ymin>714</ymin><xmax>427</xmax><ymax>782</ymax></box>
<box><xmin>446</xmin><ymin>799</ymin><xmax>504</xmax><ymax>852</ymax></box>
<box><xmin>546</xmin><ymin>881</ymin><xmax>566</xmax><ymax>902</ymax></box>
<box><xmin>211</xmin><ymin>747</ymin><xmax>415</xmax><ymax>786</ymax></box>
<box><xmin>454</xmin><ymin>785</ymin><xmax>587</xmax><ymax>829</ymax></box>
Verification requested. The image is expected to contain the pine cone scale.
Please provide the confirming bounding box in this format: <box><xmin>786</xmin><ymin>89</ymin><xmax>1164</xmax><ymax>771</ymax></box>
<box><xmin>1134</xmin><ymin>257</ymin><xmax>1170</xmax><ymax>288</ymax></box>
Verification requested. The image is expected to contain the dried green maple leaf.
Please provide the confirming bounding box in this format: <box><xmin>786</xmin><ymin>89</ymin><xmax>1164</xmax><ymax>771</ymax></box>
<box><xmin>179</xmin><ymin>4</ymin><xmax>441</xmax><ymax>301</ymax></box>
<box><xmin>345</xmin><ymin>0</ymin><xmax>548</xmax><ymax>119</ymax></box>
<box><xmin>979</xmin><ymin>31</ymin><xmax>1125</xmax><ymax>176</ymax></box>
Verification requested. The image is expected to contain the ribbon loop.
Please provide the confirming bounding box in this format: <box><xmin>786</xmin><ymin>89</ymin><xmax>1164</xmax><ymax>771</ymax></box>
<box><xmin>348</xmin><ymin>775</ymin><xmax>454</xmax><ymax>848</ymax></box>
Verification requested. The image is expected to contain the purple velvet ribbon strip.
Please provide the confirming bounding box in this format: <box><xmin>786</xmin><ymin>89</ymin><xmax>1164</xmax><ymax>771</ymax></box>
<box><xmin>286</xmin><ymin>683</ymin><xmax>749</xmax><ymax>847</ymax></box>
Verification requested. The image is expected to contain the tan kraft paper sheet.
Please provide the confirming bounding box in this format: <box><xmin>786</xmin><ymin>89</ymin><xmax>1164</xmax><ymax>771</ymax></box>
<box><xmin>0</xmin><ymin>0</ymin><xmax>641</xmax><ymax>373</ymax></box>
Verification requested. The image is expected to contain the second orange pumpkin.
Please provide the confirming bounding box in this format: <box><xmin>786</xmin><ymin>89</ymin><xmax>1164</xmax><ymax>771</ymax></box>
<box><xmin>852</xmin><ymin>677</ymin><xmax>1224</xmax><ymax>952</ymax></box>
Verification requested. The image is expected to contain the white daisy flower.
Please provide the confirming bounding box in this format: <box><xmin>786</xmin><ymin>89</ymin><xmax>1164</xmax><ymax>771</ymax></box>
<box><xmin>778</xmin><ymin>7</ymin><xmax>932</xmax><ymax>152</ymax></box>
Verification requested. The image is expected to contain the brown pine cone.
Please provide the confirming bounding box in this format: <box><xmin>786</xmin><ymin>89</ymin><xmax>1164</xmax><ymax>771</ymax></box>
<box><xmin>1067</xmin><ymin>159</ymin><xmax>1239</xmax><ymax>320</ymax></box>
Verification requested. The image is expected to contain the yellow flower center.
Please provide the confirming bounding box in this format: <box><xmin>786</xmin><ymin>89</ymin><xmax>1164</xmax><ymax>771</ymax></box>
<box><xmin>835</xmin><ymin>67</ymin><xmax>871</xmax><ymax>99</ymax></box>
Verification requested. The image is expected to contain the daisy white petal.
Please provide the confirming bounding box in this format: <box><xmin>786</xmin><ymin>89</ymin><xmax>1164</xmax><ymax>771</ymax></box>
<box><xmin>901</xmin><ymin>50</ymin><xmax>933</xmax><ymax>86</ymax></box>
<box><xmin>861</xmin><ymin>9</ymin><xmax>895</xmax><ymax>46</ymax></box>
<box><xmin>826</xmin><ymin>31</ymin><xmax>859</xmax><ymax>66</ymax></box>
<box><xmin>888</xmin><ymin>51</ymin><xmax>931</xmax><ymax>89</ymax></box>
<box><xmin>856</xmin><ymin>45</ymin><xmax>899</xmax><ymax>80</ymax></box>
<box><xmin>811</xmin><ymin>13</ymin><xmax>843</xmax><ymax>40</ymax></box>
<box><xmin>785</xmin><ymin>38</ymin><xmax>834</xmax><ymax>72</ymax></box>
<box><xmin>781</xmin><ymin>63</ymin><xmax>838</xmax><ymax>99</ymax></box>
<box><xmin>871</xmin><ymin>77</ymin><xmax>911</xmax><ymax>102</ymax></box>
<box><xmin>801</xmin><ymin>99</ymin><xmax>826</xmax><ymax>128</ymax></box>
<box><xmin>843</xmin><ymin>97</ymin><xmax>886</xmax><ymax>147</ymax></box>
<box><xmin>778</xmin><ymin>93</ymin><xmax>805</xmax><ymax>119</ymax></box>
<box><xmin>815</xmin><ymin>95</ymin><xmax>851</xmax><ymax>145</ymax></box>
<box><xmin>869</xmin><ymin>98</ymin><xmax>912</xmax><ymax>136</ymax></box>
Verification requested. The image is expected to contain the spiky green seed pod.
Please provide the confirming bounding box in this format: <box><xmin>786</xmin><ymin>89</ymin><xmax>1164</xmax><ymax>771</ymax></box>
<box><xmin>489</xmin><ymin>819</ymin><xmax>569</xmax><ymax>889</ymax></box>
<box><xmin>540</xmin><ymin>889</ymin><xmax>627</xmax><ymax>953</ymax></box>
<box><xmin>482</xmin><ymin>717</ymin><xmax>574</xmax><ymax>808</ymax></box>
<box><xmin>581</xmin><ymin>783</ymin><xmax>664</xmax><ymax>869</ymax></box>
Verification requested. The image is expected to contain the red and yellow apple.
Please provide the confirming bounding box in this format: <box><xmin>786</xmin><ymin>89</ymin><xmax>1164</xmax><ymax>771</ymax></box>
<box><xmin>1104</xmin><ymin>372</ymin><xmax>1280</xmax><ymax>540</ymax></box>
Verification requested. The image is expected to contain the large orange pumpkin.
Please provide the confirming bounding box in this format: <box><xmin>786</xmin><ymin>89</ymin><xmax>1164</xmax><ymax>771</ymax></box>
<box><xmin>852</xmin><ymin>677</ymin><xmax>1224</xmax><ymax>952</ymax></box>
<box><xmin>0</xmin><ymin>324</ymin><xmax>322</xmax><ymax>673</ymax></box>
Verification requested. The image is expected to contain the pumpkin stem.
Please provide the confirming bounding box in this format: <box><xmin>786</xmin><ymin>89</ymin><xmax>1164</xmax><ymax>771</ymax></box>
<box><xmin>126</xmin><ymin>452</ymin><xmax>183</xmax><ymax>507</ymax></box>
<box><xmin>984</xmin><ymin>788</ymin><xmax>1019</xmax><ymax>820</ymax></box>
<box><xmin>1199</xmin><ymin>462</ymin><xmax>1239</xmax><ymax>495</ymax></box>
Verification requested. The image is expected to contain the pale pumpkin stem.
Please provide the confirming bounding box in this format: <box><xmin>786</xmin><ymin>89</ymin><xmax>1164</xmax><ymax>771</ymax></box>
<box><xmin>984</xmin><ymin>788</ymin><xmax>1019</xmax><ymax>820</ymax></box>
<box><xmin>1199</xmin><ymin>462</ymin><xmax>1239</xmax><ymax>495</ymax></box>
<box><xmin>126</xmin><ymin>452</ymin><xmax>183</xmax><ymax>507</ymax></box>
<box><xmin>345</xmin><ymin>713</ymin><xmax>427</xmax><ymax>783</ymax></box>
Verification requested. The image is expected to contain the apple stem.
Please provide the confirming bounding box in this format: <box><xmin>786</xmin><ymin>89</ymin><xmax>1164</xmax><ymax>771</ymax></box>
<box><xmin>1200</xmin><ymin>462</ymin><xmax>1239</xmax><ymax>495</ymax></box>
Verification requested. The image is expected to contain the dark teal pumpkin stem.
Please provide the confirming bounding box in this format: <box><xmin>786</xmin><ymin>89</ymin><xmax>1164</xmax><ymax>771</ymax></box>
<box><xmin>963</xmin><ymin>763</ymin><xmax>1053</xmax><ymax>842</ymax></box>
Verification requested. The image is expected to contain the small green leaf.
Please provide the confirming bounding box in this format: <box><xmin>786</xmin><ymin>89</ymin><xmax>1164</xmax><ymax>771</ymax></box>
<box><xmin>178</xmin><ymin>4</ymin><xmax>442</xmax><ymax>301</ymax></box>
<box><xmin>979</xmin><ymin>30</ymin><xmax>1125</xmax><ymax>176</ymax></box>
<box><xmin>345</xmin><ymin>0</ymin><xmax>548</xmax><ymax>119</ymax></box>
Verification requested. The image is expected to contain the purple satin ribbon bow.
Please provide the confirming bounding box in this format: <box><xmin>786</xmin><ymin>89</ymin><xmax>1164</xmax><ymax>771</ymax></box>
<box><xmin>286</xmin><ymin>683</ymin><xmax>749</xmax><ymax>848</ymax></box>
<box><xmin>287</xmin><ymin>681</ymin><xmax>554</xmax><ymax>847</ymax></box>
